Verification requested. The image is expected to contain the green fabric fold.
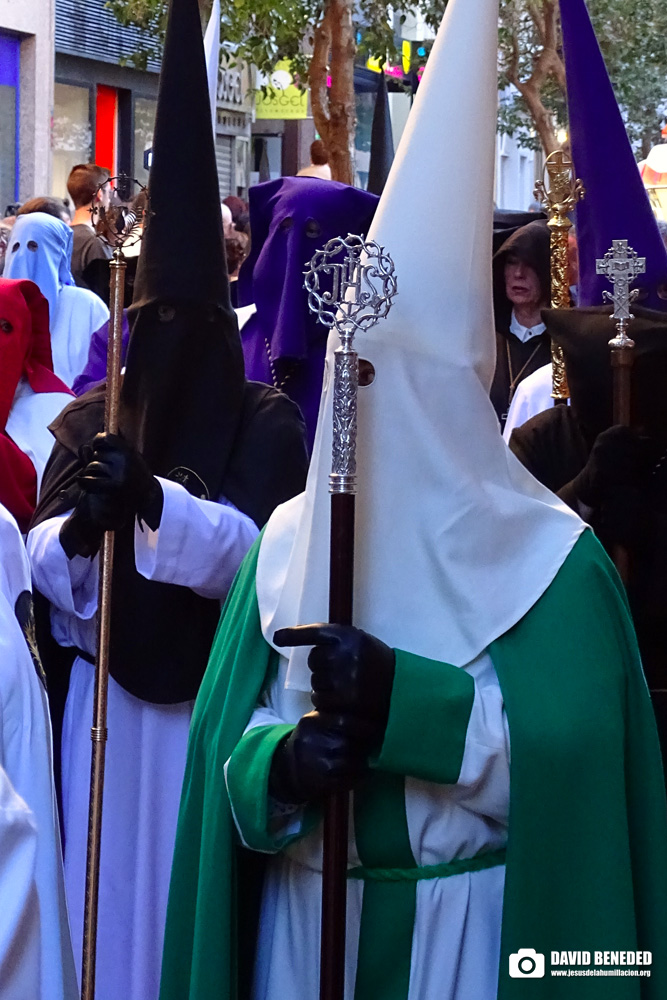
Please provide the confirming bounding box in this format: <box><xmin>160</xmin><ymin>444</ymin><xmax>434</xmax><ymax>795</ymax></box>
<box><xmin>492</xmin><ymin>529</ymin><xmax>667</xmax><ymax>999</ymax></box>
<box><xmin>353</xmin><ymin>772</ymin><xmax>417</xmax><ymax>1000</ymax></box>
<box><xmin>374</xmin><ymin>648</ymin><xmax>474</xmax><ymax>783</ymax></box>
<box><xmin>227</xmin><ymin>723</ymin><xmax>298</xmax><ymax>854</ymax></box>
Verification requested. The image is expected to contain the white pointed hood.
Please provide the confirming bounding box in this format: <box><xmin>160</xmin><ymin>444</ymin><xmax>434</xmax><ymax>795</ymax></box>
<box><xmin>257</xmin><ymin>0</ymin><xmax>584</xmax><ymax>690</ymax></box>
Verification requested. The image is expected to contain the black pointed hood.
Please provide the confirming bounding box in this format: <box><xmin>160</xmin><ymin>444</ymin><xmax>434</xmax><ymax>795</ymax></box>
<box><xmin>367</xmin><ymin>72</ymin><xmax>394</xmax><ymax>196</ymax></box>
<box><xmin>105</xmin><ymin>0</ymin><xmax>252</xmax><ymax>703</ymax></box>
<box><xmin>30</xmin><ymin>0</ymin><xmax>309</xmax><ymax>711</ymax></box>
<box><xmin>120</xmin><ymin>0</ymin><xmax>243</xmax><ymax>499</ymax></box>
<box><xmin>131</xmin><ymin>0</ymin><xmax>229</xmax><ymax>310</ymax></box>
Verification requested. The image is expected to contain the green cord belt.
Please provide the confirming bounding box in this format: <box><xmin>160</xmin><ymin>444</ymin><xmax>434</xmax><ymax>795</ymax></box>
<box><xmin>347</xmin><ymin>846</ymin><xmax>506</xmax><ymax>882</ymax></box>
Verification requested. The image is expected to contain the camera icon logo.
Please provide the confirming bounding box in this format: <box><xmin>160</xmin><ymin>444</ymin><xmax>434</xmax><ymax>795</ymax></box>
<box><xmin>509</xmin><ymin>949</ymin><xmax>545</xmax><ymax>978</ymax></box>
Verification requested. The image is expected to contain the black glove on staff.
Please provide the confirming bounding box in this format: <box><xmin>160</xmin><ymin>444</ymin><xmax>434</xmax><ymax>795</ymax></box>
<box><xmin>268</xmin><ymin>624</ymin><xmax>396</xmax><ymax>805</ymax></box>
<box><xmin>60</xmin><ymin>433</ymin><xmax>164</xmax><ymax>559</ymax></box>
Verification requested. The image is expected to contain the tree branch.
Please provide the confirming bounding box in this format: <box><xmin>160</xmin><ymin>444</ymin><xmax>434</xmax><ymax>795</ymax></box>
<box><xmin>527</xmin><ymin>0</ymin><xmax>545</xmax><ymax>39</ymax></box>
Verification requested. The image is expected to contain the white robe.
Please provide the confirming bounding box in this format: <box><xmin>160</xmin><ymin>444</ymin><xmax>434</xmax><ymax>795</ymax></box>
<box><xmin>0</xmin><ymin>765</ymin><xmax>40</xmax><ymax>1000</ymax></box>
<box><xmin>27</xmin><ymin>480</ymin><xmax>258</xmax><ymax>1000</ymax></box>
<box><xmin>50</xmin><ymin>286</ymin><xmax>109</xmax><ymax>389</ymax></box>
<box><xmin>6</xmin><ymin>378</ymin><xmax>73</xmax><ymax>494</ymax></box>
<box><xmin>502</xmin><ymin>362</ymin><xmax>557</xmax><ymax>441</ymax></box>
<box><xmin>0</xmin><ymin>505</ymin><xmax>78</xmax><ymax>1000</ymax></box>
<box><xmin>231</xmin><ymin>654</ymin><xmax>509</xmax><ymax>1000</ymax></box>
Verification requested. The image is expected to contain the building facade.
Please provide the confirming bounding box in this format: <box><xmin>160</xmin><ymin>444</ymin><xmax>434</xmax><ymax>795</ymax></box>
<box><xmin>214</xmin><ymin>57</ymin><xmax>253</xmax><ymax>199</ymax></box>
<box><xmin>0</xmin><ymin>0</ymin><xmax>54</xmax><ymax>211</ymax></box>
<box><xmin>53</xmin><ymin>0</ymin><xmax>160</xmax><ymax>201</ymax></box>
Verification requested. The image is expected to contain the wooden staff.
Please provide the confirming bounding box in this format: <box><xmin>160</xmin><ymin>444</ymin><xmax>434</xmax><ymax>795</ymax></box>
<box><xmin>81</xmin><ymin>186</ymin><xmax>144</xmax><ymax>1000</ymax></box>
<box><xmin>596</xmin><ymin>239</ymin><xmax>646</xmax><ymax>584</ymax></box>
<box><xmin>80</xmin><ymin>245</ymin><xmax>126</xmax><ymax>1000</ymax></box>
<box><xmin>304</xmin><ymin>236</ymin><xmax>397</xmax><ymax>1000</ymax></box>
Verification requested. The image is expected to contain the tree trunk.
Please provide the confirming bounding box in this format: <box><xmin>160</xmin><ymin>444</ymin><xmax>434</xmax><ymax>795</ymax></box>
<box><xmin>308</xmin><ymin>0</ymin><xmax>356</xmax><ymax>184</ymax></box>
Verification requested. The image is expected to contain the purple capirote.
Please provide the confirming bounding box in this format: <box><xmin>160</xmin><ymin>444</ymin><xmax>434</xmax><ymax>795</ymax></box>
<box><xmin>72</xmin><ymin>310</ymin><xmax>131</xmax><ymax>396</ymax></box>
<box><xmin>237</xmin><ymin>177</ymin><xmax>379</xmax><ymax>451</ymax></box>
<box><xmin>560</xmin><ymin>0</ymin><xmax>667</xmax><ymax>310</ymax></box>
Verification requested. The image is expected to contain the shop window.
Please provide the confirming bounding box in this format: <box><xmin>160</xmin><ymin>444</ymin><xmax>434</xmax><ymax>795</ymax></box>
<box><xmin>53</xmin><ymin>82</ymin><xmax>93</xmax><ymax>202</ymax></box>
<box><xmin>134</xmin><ymin>97</ymin><xmax>157</xmax><ymax>187</ymax></box>
<box><xmin>0</xmin><ymin>34</ymin><xmax>19</xmax><ymax>214</ymax></box>
<box><xmin>354</xmin><ymin>88</ymin><xmax>375</xmax><ymax>190</ymax></box>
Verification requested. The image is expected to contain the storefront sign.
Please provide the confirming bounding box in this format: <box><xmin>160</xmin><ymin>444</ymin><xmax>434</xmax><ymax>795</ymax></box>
<box><xmin>255</xmin><ymin>62</ymin><xmax>308</xmax><ymax>120</ymax></box>
<box><xmin>217</xmin><ymin>59</ymin><xmax>253</xmax><ymax>115</ymax></box>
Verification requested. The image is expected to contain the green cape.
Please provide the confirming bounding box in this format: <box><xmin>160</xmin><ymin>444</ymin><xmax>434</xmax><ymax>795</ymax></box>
<box><xmin>160</xmin><ymin>529</ymin><xmax>667</xmax><ymax>999</ymax></box>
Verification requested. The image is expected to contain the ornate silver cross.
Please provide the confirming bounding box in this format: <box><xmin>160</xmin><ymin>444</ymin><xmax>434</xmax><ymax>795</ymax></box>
<box><xmin>596</xmin><ymin>239</ymin><xmax>646</xmax><ymax>347</ymax></box>
<box><xmin>304</xmin><ymin>234</ymin><xmax>397</xmax><ymax>494</ymax></box>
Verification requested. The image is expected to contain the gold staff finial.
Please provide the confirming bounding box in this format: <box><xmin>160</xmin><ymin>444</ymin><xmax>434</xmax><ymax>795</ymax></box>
<box><xmin>534</xmin><ymin>149</ymin><xmax>585</xmax><ymax>401</ymax></box>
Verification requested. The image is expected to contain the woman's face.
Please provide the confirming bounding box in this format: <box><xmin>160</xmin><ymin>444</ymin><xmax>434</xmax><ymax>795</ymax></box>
<box><xmin>504</xmin><ymin>254</ymin><xmax>544</xmax><ymax>308</ymax></box>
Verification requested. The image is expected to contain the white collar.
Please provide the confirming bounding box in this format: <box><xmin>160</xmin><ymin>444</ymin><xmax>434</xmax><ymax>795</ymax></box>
<box><xmin>510</xmin><ymin>310</ymin><xmax>546</xmax><ymax>343</ymax></box>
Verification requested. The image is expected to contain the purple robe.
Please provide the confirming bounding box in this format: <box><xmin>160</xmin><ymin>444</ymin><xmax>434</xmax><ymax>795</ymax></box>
<box><xmin>561</xmin><ymin>0</ymin><xmax>667</xmax><ymax>309</ymax></box>
<box><xmin>238</xmin><ymin>177</ymin><xmax>379</xmax><ymax>450</ymax></box>
<box><xmin>72</xmin><ymin>311</ymin><xmax>131</xmax><ymax>396</ymax></box>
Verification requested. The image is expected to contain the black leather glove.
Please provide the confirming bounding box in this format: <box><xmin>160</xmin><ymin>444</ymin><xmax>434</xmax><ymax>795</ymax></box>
<box><xmin>59</xmin><ymin>433</ymin><xmax>163</xmax><ymax>560</ymax></box>
<box><xmin>59</xmin><ymin>490</ymin><xmax>118</xmax><ymax>559</ymax></box>
<box><xmin>274</xmin><ymin>623</ymin><xmax>396</xmax><ymax>750</ymax></box>
<box><xmin>79</xmin><ymin>432</ymin><xmax>163</xmax><ymax>527</ymax></box>
<box><xmin>268</xmin><ymin>711</ymin><xmax>375</xmax><ymax>805</ymax></box>
<box><xmin>570</xmin><ymin>425</ymin><xmax>647</xmax><ymax>507</ymax></box>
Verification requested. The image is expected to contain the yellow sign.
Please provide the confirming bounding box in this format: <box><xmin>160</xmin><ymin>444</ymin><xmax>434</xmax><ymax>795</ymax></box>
<box><xmin>402</xmin><ymin>40</ymin><xmax>411</xmax><ymax>75</ymax></box>
<box><xmin>255</xmin><ymin>62</ymin><xmax>308</xmax><ymax>120</ymax></box>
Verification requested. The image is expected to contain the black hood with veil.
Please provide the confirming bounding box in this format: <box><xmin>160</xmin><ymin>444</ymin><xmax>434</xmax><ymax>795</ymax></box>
<box><xmin>31</xmin><ymin>0</ymin><xmax>308</xmax><ymax>708</ymax></box>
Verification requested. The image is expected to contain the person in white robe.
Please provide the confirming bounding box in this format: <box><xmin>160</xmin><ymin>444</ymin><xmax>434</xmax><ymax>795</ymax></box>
<box><xmin>4</xmin><ymin>212</ymin><xmax>109</xmax><ymax>388</ymax></box>
<box><xmin>27</xmin><ymin>487</ymin><xmax>257</xmax><ymax>1000</ymax></box>
<box><xmin>157</xmin><ymin>1</ymin><xmax>667</xmax><ymax>998</ymax></box>
<box><xmin>0</xmin><ymin>502</ymin><xmax>78</xmax><ymax>999</ymax></box>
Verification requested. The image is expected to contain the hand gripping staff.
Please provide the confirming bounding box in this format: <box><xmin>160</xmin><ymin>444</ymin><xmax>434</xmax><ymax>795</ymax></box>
<box><xmin>303</xmin><ymin>235</ymin><xmax>397</xmax><ymax>1000</ymax></box>
<box><xmin>81</xmin><ymin>178</ymin><xmax>146</xmax><ymax>1000</ymax></box>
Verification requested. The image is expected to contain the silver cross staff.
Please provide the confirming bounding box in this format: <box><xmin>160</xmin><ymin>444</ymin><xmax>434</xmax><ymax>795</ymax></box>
<box><xmin>596</xmin><ymin>239</ymin><xmax>646</xmax><ymax>348</ymax></box>
<box><xmin>304</xmin><ymin>234</ymin><xmax>397</xmax><ymax>493</ymax></box>
<box><xmin>302</xmin><ymin>234</ymin><xmax>396</xmax><ymax>1000</ymax></box>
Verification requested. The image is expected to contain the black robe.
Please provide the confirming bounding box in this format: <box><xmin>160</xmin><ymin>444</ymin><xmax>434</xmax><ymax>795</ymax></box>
<box><xmin>510</xmin><ymin>406</ymin><xmax>667</xmax><ymax>761</ymax></box>
<box><xmin>30</xmin><ymin>380</ymin><xmax>308</xmax><ymax>800</ymax></box>
<box><xmin>490</xmin><ymin>330</ymin><xmax>551</xmax><ymax>428</ymax></box>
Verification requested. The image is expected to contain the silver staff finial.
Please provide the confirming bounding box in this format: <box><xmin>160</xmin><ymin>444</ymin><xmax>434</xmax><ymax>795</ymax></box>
<box><xmin>304</xmin><ymin>234</ymin><xmax>397</xmax><ymax>347</ymax></box>
<box><xmin>304</xmin><ymin>234</ymin><xmax>397</xmax><ymax>494</ymax></box>
<box><xmin>596</xmin><ymin>239</ymin><xmax>646</xmax><ymax>348</ymax></box>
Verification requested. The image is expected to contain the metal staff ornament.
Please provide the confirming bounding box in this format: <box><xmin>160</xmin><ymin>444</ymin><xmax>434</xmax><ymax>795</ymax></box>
<box><xmin>304</xmin><ymin>234</ymin><xmax>397</xmax><ymax>1000</ymax></box>
<box><xmin>595</xmin><ymin>238</ymin><xmax>646</xmax><ymax>583</ymax></box>
<box><xmin>82</xmin><ymin>175</ymin><xmax>148</xmax><ymax>1000</ymax></box>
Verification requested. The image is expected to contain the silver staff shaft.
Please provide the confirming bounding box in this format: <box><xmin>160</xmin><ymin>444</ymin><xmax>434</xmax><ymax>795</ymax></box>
<box><xmin>81</xmin><ymin>246</ymin><xmax>126</xmax><ymax>1000</ymax></box>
